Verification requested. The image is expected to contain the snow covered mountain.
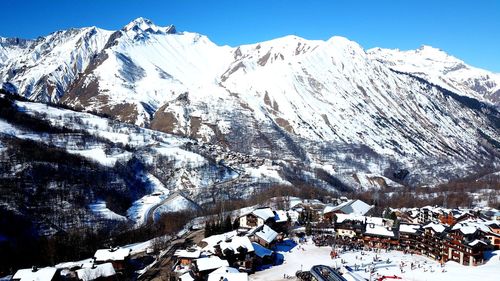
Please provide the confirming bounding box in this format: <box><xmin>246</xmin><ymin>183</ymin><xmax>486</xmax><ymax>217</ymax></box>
<box><xmin>0</xmin><ymin>27</ymin><xmax>111</xmax><ymax>102</ymax></box>
<box><xmin>1</xmin><ymin>18</ymin><xmax>499</xmax><ymax>187</ymax></box>
<box><xmin>368</xmin><ymin>46</ymin><xmax>500</xmax><ymax>107</ymax></box>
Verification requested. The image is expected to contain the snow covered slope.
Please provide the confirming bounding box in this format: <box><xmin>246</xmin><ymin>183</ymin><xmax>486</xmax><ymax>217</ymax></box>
<box><xmin>0</xmin><ymin>94</ymin><xmax>248</xmax><ymax>231</ymax></box>
<box><xmin>0</xmin><ymin>28</ymin><xmax>111</xmax><ymax>102</ymax></box>
<box><xmin>368</xmin><ymin>46</ymin><xmax>500</xmax><ymax>107</ymax></box>
<box><xmin>1</xmin><ymin>18</ymin><xmax>499</xmax><ymax>186</ymax></box>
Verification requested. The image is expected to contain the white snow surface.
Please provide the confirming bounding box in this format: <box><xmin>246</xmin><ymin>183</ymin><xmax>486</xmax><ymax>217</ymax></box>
<box><xmin>12</xmin><ymin>267</ymin><xmax>57</xmax><ymax>281</ymax></box>
<box><xmin>76</xmin><ymin>263</ymin><xmax>116</xmax><ymax>281</ymax></box>
<box><xmin>88</xmin><ymin>201</ymin><xmax>127</xmax><ymax>221</ymax></box>
<box><xmin>368</xmin><ymin>46</ymin><xmax>500</xmax><ymax>107</ymax></box>
<box><xmin>94</xmin><ymin>248</ymin><xmax>130</xmax><ymax>262</ymax></box>
<box><xmin>250</xmin><ymin>238</ymin><xmax>500</xmax><ymax>281</ymax></box>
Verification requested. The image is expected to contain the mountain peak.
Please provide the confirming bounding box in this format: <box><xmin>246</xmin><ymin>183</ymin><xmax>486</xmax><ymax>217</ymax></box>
<box><xmin>124</xmin><ymin>17</ymin><xmax>155</xmax><ymax>31</ymax></box>
<box><xmin>415</xmin><ymin>45</ymin><xmax>449</xmax><ymax>58</ymax></box>
<box><xmin>123</xmin><ymin>17</ymin><xmax>176</xmax><ymax>34</ymax></box>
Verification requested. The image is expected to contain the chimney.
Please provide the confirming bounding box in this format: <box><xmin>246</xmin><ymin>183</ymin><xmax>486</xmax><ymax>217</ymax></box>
<box><xmin>32</xmin><ymin>266</ymin><xmax>38</xmax><ymax>272</ymax></box>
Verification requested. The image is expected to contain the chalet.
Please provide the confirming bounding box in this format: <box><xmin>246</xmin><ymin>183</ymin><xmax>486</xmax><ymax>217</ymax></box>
<box><xmin>174</xmin><ymin>248</ymin><xmax>202</xmax><ymax>271</ymax></box>
<box><xmin>486</xmin><ymin>220</ymin><xmax>500</xmax><ymax>234</ymax></box>
<box><xmin>12</xmin><ymin>267</ymin><xmax>59</xmax><ymax>281</ymax></box>
<box><xmin>398</xmin><ymin>224</ymin><xmax>422</xmax><ymax>252</ymax></box>
<box><xmin>291</xmin><ymin>199</ymin><xmax>326</xmax><ymax>217</ymax></box>
<box><xmin>76</xmin><ymin>263</ymin><xmax>116</xmax><ymax>281</ymax></box>
<box><xmin>323</xmin><ymin>199</ymin><xmax>373</xmax><ymax>222</ymax></box>
<box><xmin>193</xmin><ymin>256</ymin><xmax>229</xmax><ymax>278</ymax></box>
<box><xmin>239</xmin><ymin>208</ymin><xmax>275</xmax><ymax>228</ymax></box>
<box><xmin>485</xmin><ymin>231</ymin><xmax>500</xmax><ymax>250</ymax></box>
<box><xmin>333</xmin><ymin>214</ymin><xmax>365</xmax><ymax>238</ymax></box>
<box><xmin>485</xmin><ymin>221</ymin><xmax>500</xmax><ymax>249</ymax></box>
<box><xmin>363</xmin><ymin>224</ymin><xmax>398</xmax><ymax>248</ymax></box>
<box><xmin>201</xmin><ymin>231</ymin><xmax>254</xmax><ymax>270</ymax></box>
<box><xmin>362</xmin><ymin>218</ymin><xmax>398</xmax><ymax>249</ymax></box>
<box><xmin>251</xmin><ymin>242</ymin><xmax>274</xmax><ymax>269</ymax></box>
<box><xmin>454</xmin><ymin>211</ymin><xmax>478</xmax><ymax>224</ymax></box>
<box><xmin>417</xmin><ymin>206</ymin><xmax>445</xmax><ymax>224</ymax></box>
<box><xmin>421</xmin><ymin>222</ymin><xmax>447</xmax><ymax>261</ymax></box>
<box><xmin>250</xmin><ymin>225</ymin><xmax>278</xmax><ymax>247</ymax></box>
<box><xmin>93</xmin><ymin>247</ymin><xmax>131</xmax><ymax>271</ymax></box>
<box><xmin>442</xmin><ymin>220</ymin><xmax>491</xmax><ymax>265</ymax></box>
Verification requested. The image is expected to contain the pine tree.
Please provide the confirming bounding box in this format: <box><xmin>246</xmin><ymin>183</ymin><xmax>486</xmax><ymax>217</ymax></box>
<box><xmin>224</xmin><ymin>215</ymin><xmax>232</xmax><ymax>232</ymax></box>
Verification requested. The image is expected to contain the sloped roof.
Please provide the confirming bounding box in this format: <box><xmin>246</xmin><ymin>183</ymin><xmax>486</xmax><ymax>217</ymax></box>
<box><xmin>219</xmin><ymin>236</ymin><xmax>254</xmax><ymax>254</ymax></box>
<box><xmin>255</xmin><ymin>225</ymin><xmax>278</xmax><ymax>243</ymax></box>
<box><xmin>252</xmin><ymin>242</ymin><xmax>274</xmax><ymax>258</ymax></box>
<box><xmin>174</xmin><ymin>248</ymin><xmax>202</xmax><ymax>259</ymax></box>
<box><xmin>324</xmin><ymin>200</ymin><xmax>372</xmax><ymax>215</ymax></box>
<box><xmin>274</xmin><ymin>210</ymin><xmax>288</xmax><ymax>223</ymax></box>
<box><xmin>94</xmin><ymin>248</ymin><xmax>130</xmax><ymax>262</ymax></box>
<box><xmin>202</xmin><ymin>231</ymin><xmax>237</xmax><ymax>253</ymax></box>
<box><xmin>13</xmin><ymin>267</ymin><xmax>57</xmax><ymax>281</ymax></box>
<box><xmin>451</xmin><ymin>220</ymin><xmax>491</xmax><ymax>235</ymax></box>
<box><xmin>364</xmin><ymin>224</ymin><xmax>395</xmax><ymax>238</ymax></box>
<box><xmin>335</xmin><ymin>213</ymin><xmax>365</xmax><ymax>224</ymax></box>
<box><xmin>423</xmin><ymin>222</ymin><xmax>446</xmax><ymax>233</ymax></box>
<box><xmin>468</xmin><ymin>239</ymin><xmax>488</xmax><ymax>247</ymax></box>
<box><xmin>399</xmin><ymin>224</ymin><xmax>421</xmax><ymax>234</ymax></box>
<box><xmin>76</xmin><ymin>263</ymin><xmax>116</xmax><ymax>281</ymax></box>
<box><xmin>252</xmin><ymin>208</ymin><xmax>275</xmax><ymax>221</ymax></box>
<box><xmin>196</xmin><ymin>256</ymin><xmax>229</xmax><ymax>272</ymax></box>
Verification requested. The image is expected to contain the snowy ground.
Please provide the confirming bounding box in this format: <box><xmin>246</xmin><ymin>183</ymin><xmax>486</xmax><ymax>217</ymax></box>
<box><xmin>88</xmin><ymin>201</ymin><xmax>127</xmax><ymax>221</ymax></box>
<box><xmin>250</xmin><ymin>238</ymin><xmax>500</xmax><ymax>281</ymax></box>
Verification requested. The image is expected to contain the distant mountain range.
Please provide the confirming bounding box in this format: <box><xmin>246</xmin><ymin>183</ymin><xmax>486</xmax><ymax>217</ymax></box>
<box><xmin>1</xmin><ymin>17</ymin><xmax>499</xmax><ymax>187</ymax></box>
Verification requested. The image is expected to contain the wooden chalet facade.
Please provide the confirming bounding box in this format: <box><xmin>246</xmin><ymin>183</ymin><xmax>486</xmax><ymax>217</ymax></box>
<box><xmin>443</xmin><ymin>227</ymin><xmax>487</xmax><ymax>266</ymax></box>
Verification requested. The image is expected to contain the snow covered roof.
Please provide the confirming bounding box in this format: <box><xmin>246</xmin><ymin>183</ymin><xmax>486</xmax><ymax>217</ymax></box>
<box><xmin>364</xmin><ymin>224</ymin><xmax>395</xmax><ymax>238</ymax></box>
<box><xmin>468</xmin><ymin>239</ymin><xmax>488</xmax><ymax>247</ymax></box>
<box><xmin>94</xmin><ymin>248</ymin><xmax>131</xmax><ymax>261</ymax></box>
<box><xmin>207</xmin><ymin>266</ymin><xmax>248</xmax><ymax>281</ymax></box>
<box><xmin>195</xmin><ymin>256</ymin><xmax>229</xmax><ymax>272</ymax></box>
<box><xmin>335</xmin><ymin>213</ymin><xmax>366</xmax><ymax>224</ymax></box>
<box><xmin>202</xmin><ymin>231</ymin><xmax>237</xmax><ymax>252</ymax></box>
<box><xmin>366</xmin><ymin>217</ymin><xmax>385</xmax><ymax>226</ymax></box>
<box><xmin>174</xmin><ymin>249</ymin><xmax>202</xmax><ymax>259</ymax></box>
<box><xmin>324</xmin><ymin>200</ymin><xmax>372</xmax><ymax>215</ymax></box>
<box><xmin>251</xmin><ymin>208</ymin><xmax>275</xmax><ymax>221</ymax></box>
<box><xmin>323</xmin><ymin>205</ymin><xmax>339</xmax><ymax>214</ymax></box>
<box><xmin>485</xmin><ymin>220</ymin><xmax>500</xmax><ymax>228</ymax></box>
<box><xmin>423</xmin><ymin>222</ymin><xmax>446</xmax><ymax>233</ymax></box>
<box><xmin>255</xmin><ymin>225</ymin><xmax>279</xmax><ymax>243</ymax></box>
<box><xmin>12</xmin><ymin>267</ymin><xmax>58</xmax><ymax>281</ymax></box>
<box><xmin>274</xmin><ymin>210</ymin><xmax>288</xmax><ymax>223</ymax></box>
<box><xmin>399</xmin><ymin>224</ymin><xmax>421</xmax><ymax>234</ymax></box>
<box><xmin>76</xmin><ymin>263</ymin><xmax>116</xmax><ymax>281</ymax></box>
<box><xmin>451</xmin><ymin>220</ymin><xmax>491</xmax><ymax>235</ymax></box>
<box><xmin>202</xmin><ymin>231</ymin><xmax>253</xmax><ymax>254</ymax></box>
<box><xmin>219</xmin><ymin>236</ymin><xmax>254</xmax><ymax>254</ymax></box>
<box><xmin>252</xmin><ymin>242</ymin><xmax>274</xmax><ymax>258</ymax></box>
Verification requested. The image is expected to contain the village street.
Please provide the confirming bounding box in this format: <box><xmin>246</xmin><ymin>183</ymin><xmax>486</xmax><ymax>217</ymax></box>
<box><xmin>139</xmin><ymin>229</ymin><xmax>204</xmax><ymax>281</ymax></box>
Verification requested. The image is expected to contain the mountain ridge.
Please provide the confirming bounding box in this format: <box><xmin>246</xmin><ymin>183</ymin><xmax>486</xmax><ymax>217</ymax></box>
<box><xmin>1</xmin><ymin>18</ymin><xmax>499</xmax><ymax>187</ymax></box>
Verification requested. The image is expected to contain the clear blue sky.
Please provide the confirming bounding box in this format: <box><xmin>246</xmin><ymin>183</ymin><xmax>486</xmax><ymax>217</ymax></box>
<box><xmin>1</xmin><ymin>0</ymin><xmax>499</xmax><ymax>72</ymax></box>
